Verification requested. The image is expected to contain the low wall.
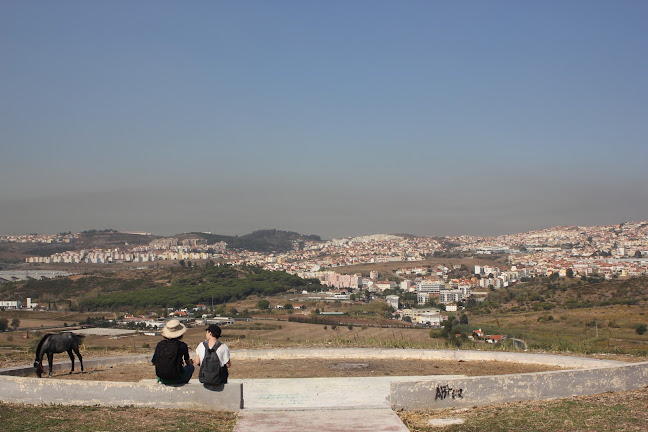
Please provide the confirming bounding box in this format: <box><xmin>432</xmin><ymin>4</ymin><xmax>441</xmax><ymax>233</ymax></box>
<box><xmin>390</xmin><ymin>361</ymin><xmax>648</xmax><ymax>411</ymax></box>
<box><xmin>232</xmin><ymin>348</ymin><xmax>627</xmax><ymax>368</ymax></box>
<box><xmin>0</xmin><ymin>375</ymin><xmax>243</xmax><ymax>411</ymax></box>
<box><xmin>1</xmin><ymin>348</ymin><xmax>640</xmax><ymax>412</ymax></box>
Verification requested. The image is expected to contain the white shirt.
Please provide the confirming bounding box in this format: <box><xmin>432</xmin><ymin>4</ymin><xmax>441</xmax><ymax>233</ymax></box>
<box><xmin>196</xmin><ymin>340</ymin><xmax>230</xmax><ymax>367</ymax></box>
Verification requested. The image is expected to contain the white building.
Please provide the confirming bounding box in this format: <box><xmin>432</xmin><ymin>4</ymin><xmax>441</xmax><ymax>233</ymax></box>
<box><xmin>416</xmin><ymin>280</ymin><xmax>446</xmax><ymax>294</ymax></box>
<box><xmin>439</xmin><ymin>289</ymin><xmax>463</xmax><ymax>304</ymax></box>
<box><xmin>401</xmin><ymin>308</ymin><xmax>443</xmax><ymax>325</ymax></box>
<box><xmin>0</xmin><ymin>300</ymin><xmax>22</xmax><ymax>309</ymax></box>
<box><xmin>385</xmin><ymin>295</ymin><xmax>399</xmax><ymax>310</ymax></box>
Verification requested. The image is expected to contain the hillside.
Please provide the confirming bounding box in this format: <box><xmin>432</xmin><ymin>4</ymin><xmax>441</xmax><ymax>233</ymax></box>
<box><xmin>0</xmin><ymin>229</ymin><xmax>159</xmax><ymax>261</ymax></box>
<box><xmin>468</xmin><ymin>275</ymin><xmax>648</xmax><ymax>314</ymax></box>
<box><xmin>192</xmin><ymin>229</ymin><xmax>322</xmax><ymax>253</ymax></box>
<box><xmin>0</xmin><ymin>229</ymin><xmax>321</xmax><ymax>263</ymax></box>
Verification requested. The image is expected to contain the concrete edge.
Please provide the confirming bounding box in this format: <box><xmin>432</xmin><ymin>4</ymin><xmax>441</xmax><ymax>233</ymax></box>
<box><xmin>390</xmin><ymin>361</ymin><xmax>648</xmax><ymax>411</ymax></box>
<box><xmin>231</xmin><ymin>348</ymin><xmax>629</xmax><ymax>368</ymax></box>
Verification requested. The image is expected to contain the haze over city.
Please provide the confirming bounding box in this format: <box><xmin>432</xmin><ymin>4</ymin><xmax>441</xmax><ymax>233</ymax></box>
<box><xmin>1</xmin><ymin>1</ymin><xmax>646</xmax><ymax>239</ymax></box>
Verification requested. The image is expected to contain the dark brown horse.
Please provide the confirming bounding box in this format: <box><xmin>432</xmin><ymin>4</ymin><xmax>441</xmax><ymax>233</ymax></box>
<box><xmin>33</xmin><ymin>332</ymin><xmax>85</xmax><ymax>377</ymax></box>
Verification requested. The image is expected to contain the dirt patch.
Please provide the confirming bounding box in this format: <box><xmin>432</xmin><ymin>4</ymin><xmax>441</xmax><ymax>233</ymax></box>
<box><xmin>50</xmin><ymin>358</ymin><xmax>561</xmax><ymax>382</ymax></box>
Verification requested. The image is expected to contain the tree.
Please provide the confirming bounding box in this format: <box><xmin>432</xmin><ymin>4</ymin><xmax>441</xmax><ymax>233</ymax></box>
<box><xmin>283</xmin><ymin>303</ymin><xmax>293</xmax><ymax>310</ymax></box>
<box><xmin>636</xmin><ymin>324</ymin><xmax>647</xmax><ymax>335</ymax></box>
<box><xmin>635</xmin><ymin>250</ymin><xmax>643</xmax><ymax>258</ymax></box>
<box><xmin>0</xmin><ymin>318</ymin><xmax>8</xmax><ymax>332</ymax></box>
<box><xmin>459</xmin><ymin>314</ymin><xmax>469</xmax><ymax>325</ymax></box>
<box><xmin>566</xmin><ymin>268</ymin><xmax>574</xmax><ymax>278</ymax></box>
<box><xmin>179</xmin><ymin>260</ymin><xmax>186</xmax><ymax>268</ymax></box>
<box><xmin>11</xmin><ymin>318</ymin><xmax>20</xmax><ymax>329</ymax></box>
<box><xmin>256</xmin><ymin>299</ymin><xmax>270</xmax><ymax>309</ymax></box>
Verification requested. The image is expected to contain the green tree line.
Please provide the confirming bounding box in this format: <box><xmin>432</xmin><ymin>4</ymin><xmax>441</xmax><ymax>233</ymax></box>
<box><xmin>79</xmin><ymin>266</ymin><xmax>321</xmax><ymax>311</ymax></box>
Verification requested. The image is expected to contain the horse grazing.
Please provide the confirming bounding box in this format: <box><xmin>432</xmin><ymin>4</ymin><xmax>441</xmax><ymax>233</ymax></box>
<box><xmin>33</xmin><ymin>332</ymin><xmax>85</xmax><ymax>378</ymax></box>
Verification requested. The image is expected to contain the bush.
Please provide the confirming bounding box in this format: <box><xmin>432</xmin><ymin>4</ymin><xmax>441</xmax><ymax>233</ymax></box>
<box><xmin>636</xmin><ymin>324</ymin><xmax>647</xmax><ymax>335</ymax></box>
<box><xmin>256</xmin><ymin>299</ymin><xmax>270</xmax><ymax>309</ymax></box>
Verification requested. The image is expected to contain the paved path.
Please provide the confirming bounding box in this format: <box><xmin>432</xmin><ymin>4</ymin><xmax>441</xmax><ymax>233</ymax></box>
<box><xmin>233</xmin><ymin>408</ymin><xmax>410</xmax><ymax>432</ymax></box>
<box><xmin>232</xmin><ymin>375</ymin><xmax>464</xmax><ymax>432</ymax></box>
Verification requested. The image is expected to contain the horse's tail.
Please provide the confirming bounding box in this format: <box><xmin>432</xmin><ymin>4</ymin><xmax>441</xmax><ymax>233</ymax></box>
<box><xmin>34</xmin><ymin>333</ymin><xmax>53</xmax><ymax>364</ymax></box>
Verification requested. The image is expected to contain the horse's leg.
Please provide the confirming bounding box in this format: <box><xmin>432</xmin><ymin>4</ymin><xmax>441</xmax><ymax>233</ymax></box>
<box><xmin>47</xmin><ymin>352</ymin><xmax>54</xmax><ymax>377</ymax></box>
<box><xmin>73</xmin><ymin>346</ymin><xmax>84</xmax><ymax>372</ymax></box>
<box><xmin>67</xmin><ymin>349</ymin><xmax>75</xmax><ymax>374</ymax></box>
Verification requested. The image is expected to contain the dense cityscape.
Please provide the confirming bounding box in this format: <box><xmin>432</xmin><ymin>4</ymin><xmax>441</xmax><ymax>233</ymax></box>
<box><xmin>3</xmin><ymin>222</ymin><xmax>647</xmax><ymax>318</ymax></box>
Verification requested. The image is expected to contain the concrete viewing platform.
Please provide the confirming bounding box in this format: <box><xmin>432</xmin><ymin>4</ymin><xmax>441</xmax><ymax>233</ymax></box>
<box><xmin>1</xmin><ymin>349</ymin><xmax>646</xmax><ymax>432</ymax></box>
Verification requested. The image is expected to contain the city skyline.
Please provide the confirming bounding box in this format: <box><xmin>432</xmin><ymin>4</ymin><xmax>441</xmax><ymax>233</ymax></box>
<box><xmin>1</xmin><ymin>2</ymin><xmax>647</xmax><ymax>239</ymax></box>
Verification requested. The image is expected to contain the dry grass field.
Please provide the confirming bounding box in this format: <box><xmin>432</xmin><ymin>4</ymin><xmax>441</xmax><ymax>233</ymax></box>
<box><xmin>470</xmin><ymin>304</ymin><xmax>648</xmax><ymax>355</ymax></box>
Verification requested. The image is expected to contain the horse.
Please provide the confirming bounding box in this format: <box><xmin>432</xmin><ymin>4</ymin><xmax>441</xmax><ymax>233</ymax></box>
<box><xmin>33</xmin><ymin>332</ymin><xmax>85</xmax><ymax>378</ymax></box>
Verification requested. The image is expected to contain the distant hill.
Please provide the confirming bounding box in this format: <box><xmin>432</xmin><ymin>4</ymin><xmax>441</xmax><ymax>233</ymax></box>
<box><xmin>0</xmin><ymin>229</ymin><xmax>321</xmax><ymax>260</ymax></box>
<box><xmin>190</xmin><ymin>229</ymin><xmax>322</xmax><ymax>253</ymax></box>
<box><xmin>0</xmin><ymin>229</ymin><xmax>160</xmax><ymax>261</ymax></box>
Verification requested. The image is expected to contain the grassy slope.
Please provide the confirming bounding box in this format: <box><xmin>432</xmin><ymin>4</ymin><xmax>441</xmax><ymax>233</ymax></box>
<box><xmin>465</xmin><ymin>276</ymin><xmax>648</xmax><ymax>355</ymax></box>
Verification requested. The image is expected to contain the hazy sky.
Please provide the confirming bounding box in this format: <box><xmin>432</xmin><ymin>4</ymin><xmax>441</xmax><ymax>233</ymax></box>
<box><xmin>1</xmin><ymin>1</ymin><xmax>647</xmax><ymax>239</ymax></box>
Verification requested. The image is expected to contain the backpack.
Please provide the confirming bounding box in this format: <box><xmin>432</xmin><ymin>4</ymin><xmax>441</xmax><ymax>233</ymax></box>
<box><xmin>155</xmin><ymin>339</ymin><xmax>183</xmax><ymax>380</ymax></box>
<box><xmin>199</xmin><ymin>340</ymin><xmax>225</xmax><ymax>385</ymax></box>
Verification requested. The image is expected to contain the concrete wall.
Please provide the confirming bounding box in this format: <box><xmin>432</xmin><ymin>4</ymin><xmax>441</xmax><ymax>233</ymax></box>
<box><xmin>390</xmin><ymin>361</ymin><xmax>648</xmax><ymax>411</ymax></box>
<box><xmin>232</xmin><ymin>348</ymin><xmax>627</xmax><ymax>368</ymax></box>
<box><xmin>0</xmin><ymin>354</ymin><xmax>243</xmax><ymax>411</ymax></box>
<box><xmin>1</xmin><ymin>349</ymin><xmax>641</xmax><ymax>412</ymax></box>
<box><xmin>0</xmin><ymin>375</ymin><xmax>243</xmax><ymax>411</ymax></box>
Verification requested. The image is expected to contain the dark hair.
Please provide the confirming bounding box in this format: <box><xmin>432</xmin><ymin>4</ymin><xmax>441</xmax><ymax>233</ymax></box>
<box><xmin>206</xmin><ymin>324</ymin><xmax>221</xmax><ymax>338</ymax></box>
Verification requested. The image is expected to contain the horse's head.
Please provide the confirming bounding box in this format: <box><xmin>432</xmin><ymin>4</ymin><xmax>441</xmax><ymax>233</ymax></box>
<box><xmin>34</xmin><ymin>361</ymin><xmax>43</xmax><ymax>378</ymax></box>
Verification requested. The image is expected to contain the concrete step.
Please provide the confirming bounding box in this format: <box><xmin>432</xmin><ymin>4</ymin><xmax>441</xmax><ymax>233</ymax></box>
<box><xmin>233</xmin><ymin>408</ymin><xmax>410</xmax><ymax>432</ymax></box>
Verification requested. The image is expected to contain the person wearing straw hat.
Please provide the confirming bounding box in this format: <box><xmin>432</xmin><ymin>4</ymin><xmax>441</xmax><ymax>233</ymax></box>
<box><xmin>151</xmin><ymin>319</ymin><xmax>194</xmax><ymax>384</ymax></box>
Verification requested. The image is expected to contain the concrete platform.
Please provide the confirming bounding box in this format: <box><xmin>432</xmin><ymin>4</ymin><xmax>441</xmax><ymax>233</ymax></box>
<box><xmin>1</xmin><ymin>348</ymin><xmax>641</xmax><ymax>431</ymax></box>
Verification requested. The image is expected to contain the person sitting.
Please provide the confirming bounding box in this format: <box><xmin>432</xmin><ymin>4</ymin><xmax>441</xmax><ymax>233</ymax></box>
<box><xmin>194</xmin><ymin>324</ymin><xmax>230</xmax><ymax>384</ymax></box>
<box><xmin>151</xmin><ymin>319</ymin><xmax>194</xmax><ymax>384</ymax></box>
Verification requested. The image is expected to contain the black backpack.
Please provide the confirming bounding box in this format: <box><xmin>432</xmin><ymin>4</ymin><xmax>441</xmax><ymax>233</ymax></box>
<box><xmin>155</xmin><ymin>339</ymin><xmax>183</xmax><ymax>380</ymax></box>
<box><xmin>198</xmin><ymin>340</ymin><xmax>225</xmax><ymax>385</ymax></box>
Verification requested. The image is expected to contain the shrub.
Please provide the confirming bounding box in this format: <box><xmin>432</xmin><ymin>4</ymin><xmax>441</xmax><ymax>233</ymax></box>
<box><xmin>636</xmin><ymin>324</ymin><xmax>647</xmax><ymax>335</ymax></box>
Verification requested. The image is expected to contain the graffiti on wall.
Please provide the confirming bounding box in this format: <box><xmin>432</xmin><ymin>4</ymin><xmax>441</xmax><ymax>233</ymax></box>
<box><xmin>435</xmin><ymin>384</ymin><xmax>464</xmax><ymax>401</ymax></box>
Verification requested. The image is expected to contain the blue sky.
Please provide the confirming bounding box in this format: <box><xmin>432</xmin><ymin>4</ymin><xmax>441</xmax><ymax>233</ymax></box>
<box><xmin>1</xmin><ymin>1</ymin><xmax>647</xmax><ymax>239</ymax></box>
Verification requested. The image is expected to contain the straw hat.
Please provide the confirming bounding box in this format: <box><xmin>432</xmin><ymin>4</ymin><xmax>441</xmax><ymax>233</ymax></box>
<box><xmin>161</xmin><ymin>319</ymin><xmax>187</xmax><ymax>339</ymax></box>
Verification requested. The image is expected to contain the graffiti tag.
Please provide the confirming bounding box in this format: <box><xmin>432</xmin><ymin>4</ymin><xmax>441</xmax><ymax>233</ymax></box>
<box><xmin>435</xmin><ymin>384</ymin><xmax>464</xmax><ymax>401</ymax></box>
